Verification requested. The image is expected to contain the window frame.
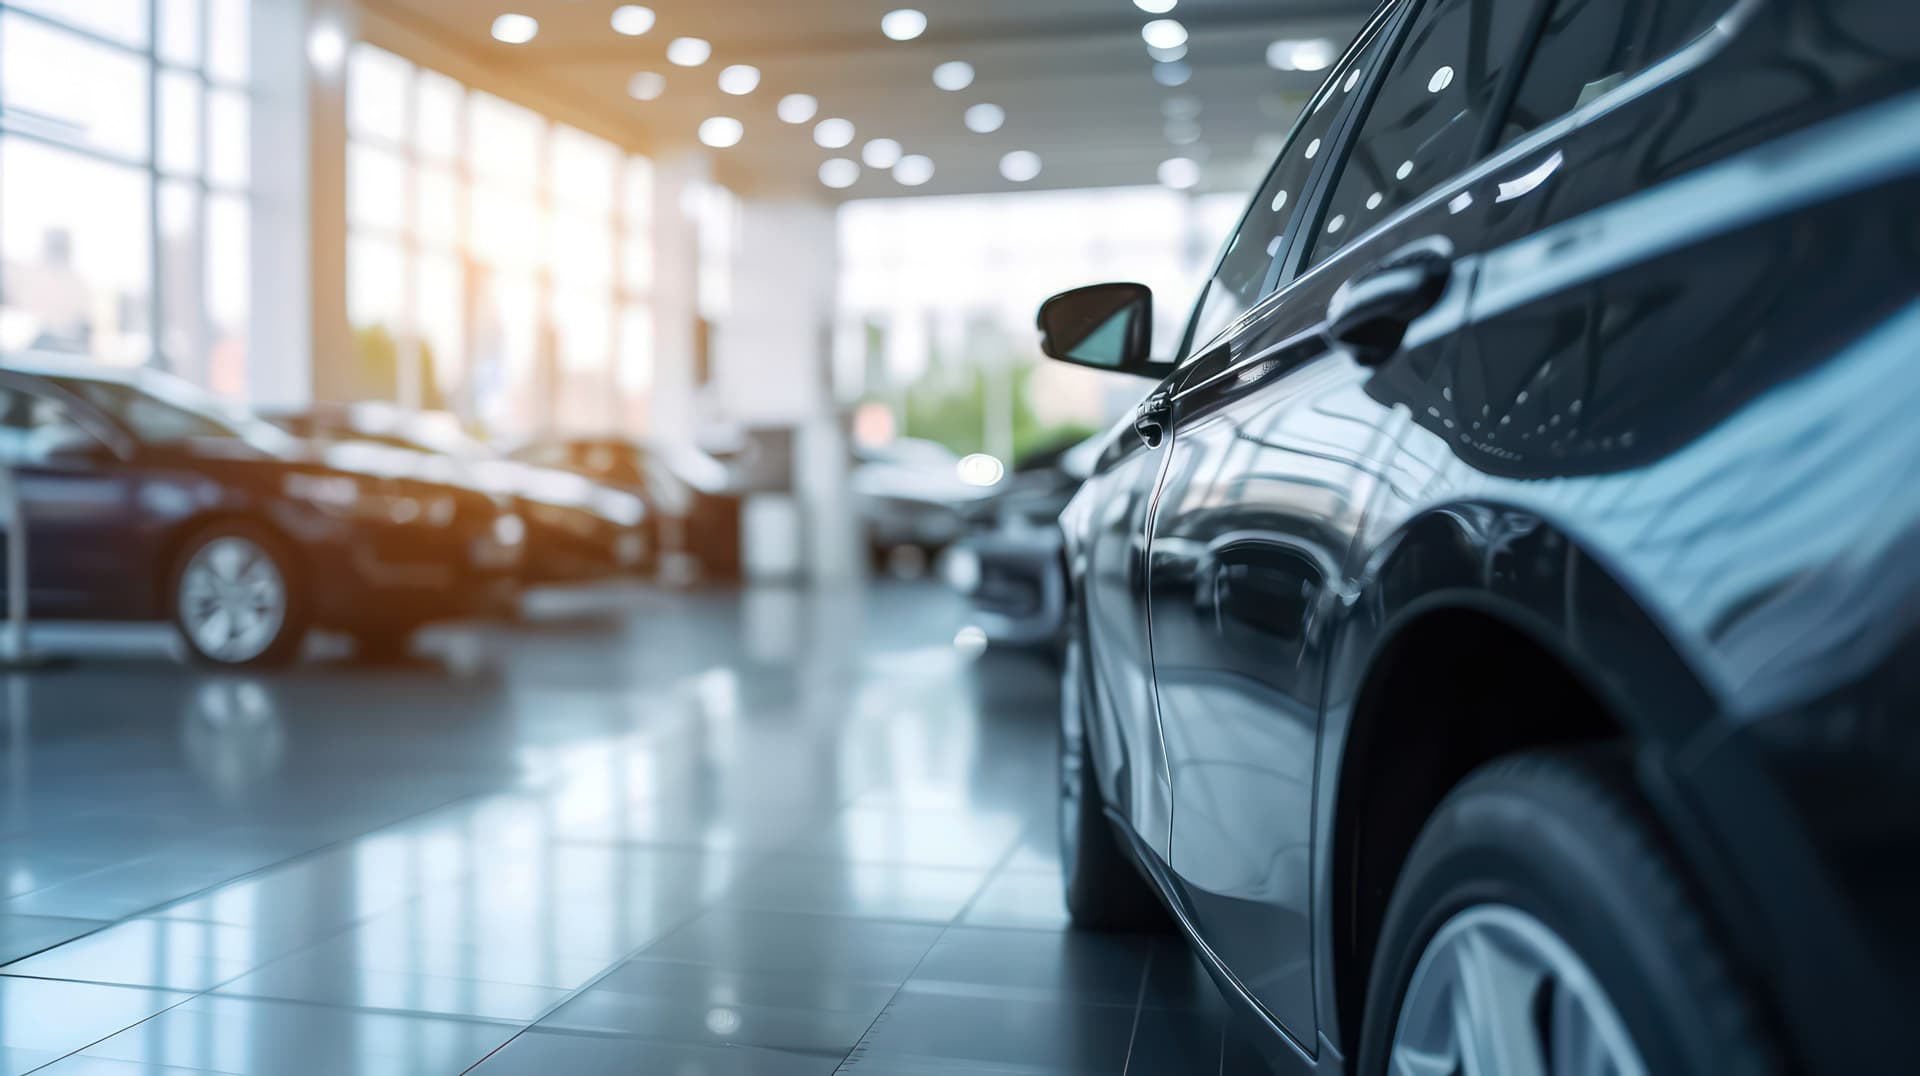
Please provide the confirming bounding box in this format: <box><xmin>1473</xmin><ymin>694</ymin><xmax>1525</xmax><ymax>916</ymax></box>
<box><xmin>1283</xmin><ymin>0</ymin><xmax>1755</xmax><ymax>287</ymax></box>
<box><xmin>1174</xmin><ymin>0</ymin><xmax>1414</xmax><ymax>364</ymax></box>
<box><xmin>0</xmin><ymin>375</ymin><xmax>135</xmax><ymax>463</ymax></box>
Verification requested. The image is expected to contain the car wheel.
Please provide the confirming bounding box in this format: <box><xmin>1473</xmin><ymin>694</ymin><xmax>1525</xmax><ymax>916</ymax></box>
<box><xmin>1357</xmin><ymin>749</ymin><xmax>1776</xmax><ymax>1076</ymax></box>
<box><xmin>1058</xmin><ymin>625</ymin><xmax>1169</xmax><ymax>932</ymax></box>
<box><xmin>172</xmin><ymin>522</ymin><xmax>307</xmax><ymax>668</ymax></box>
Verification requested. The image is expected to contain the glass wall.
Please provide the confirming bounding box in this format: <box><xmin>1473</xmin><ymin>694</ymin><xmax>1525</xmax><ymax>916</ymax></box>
<box><xmin>0</xmin><ymin>0</ymin><xmax>254</xmax><ymax>394</ymax></box>
<box><xmin>345</xmin><ymin>44</ymin><xmax>654</xmax><ymax>438</ymax></box>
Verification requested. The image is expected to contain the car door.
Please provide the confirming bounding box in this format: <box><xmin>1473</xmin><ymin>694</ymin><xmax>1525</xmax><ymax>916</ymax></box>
<box><xmin>0</xmin><ymin>380</ymin><xmax>140</xmax><ymax>619</ymax></box>
<box><xmin>1146</xmin><ymin>0</ymin><xmax>1543</xmax><ymax>1044</ymax></box>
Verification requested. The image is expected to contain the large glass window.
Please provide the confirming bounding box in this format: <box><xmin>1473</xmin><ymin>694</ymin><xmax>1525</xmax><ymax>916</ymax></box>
<box><xmin>345</xmin><ymin>46</ymin><xmax>657</xmax><ymax>436</ymax></box>
<box><xmin>1307</xmin><ymin>0</ymin><xmax>1536</xmax><ymax>269</ymax></box>
<box><xmin>1182</xmin><ymin>21</ymin><xmax>1392</xmax><ymax>356</ymax></box>
<box><xmin>0</xmin><ymin>0</ymin><xmax>256</xmax><ymax>395</ymax></box>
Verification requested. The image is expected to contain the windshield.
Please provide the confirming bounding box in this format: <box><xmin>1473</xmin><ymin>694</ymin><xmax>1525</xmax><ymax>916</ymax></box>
<box><xmin>58</xmin><ymin>375</ymin><xmax>300</xmax><ymax>457</ymax></box>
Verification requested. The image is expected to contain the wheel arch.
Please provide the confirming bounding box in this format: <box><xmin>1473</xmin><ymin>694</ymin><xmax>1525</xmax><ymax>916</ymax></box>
<box><xmin>1312</xmin><ymin>503</ymin><xmax>1751</xmax><ymax>1059</ymax></box>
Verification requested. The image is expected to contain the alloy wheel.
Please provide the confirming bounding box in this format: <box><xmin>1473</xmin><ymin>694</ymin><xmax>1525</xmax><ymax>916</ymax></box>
<box><xmin>1390</xmin><ymin>904</ymin><xmax>1647</xmax><ymax>1076</ymax></box>
<box><xmin>178</xmin><ymin>536</ymin><xmax>288</xmax><ymax>664</ymax></box>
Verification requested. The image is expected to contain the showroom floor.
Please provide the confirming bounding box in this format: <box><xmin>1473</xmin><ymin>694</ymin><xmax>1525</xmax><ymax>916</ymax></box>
<box><xmin>0</xmin><ymin>583</ymin><xmax>1258</xmax><ymax>1075</ymax></box>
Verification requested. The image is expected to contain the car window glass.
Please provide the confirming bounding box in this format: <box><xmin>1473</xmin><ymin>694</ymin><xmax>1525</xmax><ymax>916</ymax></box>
<box><xmin>64</xmin><ymin>380</ymin><xmax>232</xmax><ymax>444</ymax></box>
<box><xmin>1496</xmin><ymin>0</ymin><xmax>1725</xmax><ymax>149</ymax></box>
<box><xmin>1306</xmin><ymin>0</ymin><xmax>1536</xmax><ymax>270</ymax></box>
<box><xmin>0</xmin><ymin>386</ymin><xmax>105</xmax><ymax>464</ymax></box>
<box><xmin>1181</xmin><ymin>20</ymin><xmax>1392</xmax><ymax>358</ymax></box>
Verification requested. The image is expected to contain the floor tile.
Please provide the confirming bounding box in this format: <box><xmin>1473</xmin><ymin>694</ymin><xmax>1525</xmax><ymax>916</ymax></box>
<box><xmin>2</xmin><ymin>918</ymin><xmax>300</xmax><ymax>991</ymax></box>
<box><xmin>794</xmin><ymin>808</ymin><xmax>1024</xmax><ymax>869</ymax></box>
<box><xmin>81</xmin><ymin>995</ymin><xmax>518</xmax><ymax>1076</ymax></box>
<box><xmin>33</xmin><ymin>1054</ymin><xmax>241</xmax><ymax>1075</ymax></box>
<box><xmin>847</xmin><ymin>990</ymin><xmax>1137</xmax><ymax>1073</ymax></box>
<box><xmin>720</xmin><ymin>858</ymin><xmax>987</xmax><ymax>923</ymax></box>
<box><xmin>640</xmin><ymin>909</ymin><xmax>943</xmax><ymax>986</ymax></box>
<box><xmin>0</xmin><ymin>915</ymin><xmax>109</xmax><ymax>965</ymax></box>
<box><xmin>903</xmin><ymin>925</ymin><xmax>1150</xmax><ymax>1007</ymax></box>
<box><xmin>0</xmin><ymin>977</ymin><xmax>192</xmax><ymax>1066</ymax></box>
<box><xmin>211</xmin><ymin>946</ymin><xmax>573</xmax><ymax>1023</ymax></box>
<box><xmin>469</xmin><ymin>1029</ymin><xmax>843</xmax><ymax>1075</ymax></box>
<box><xmin>961</xmin><ymin>869</ymin><xmax>1071</xmax><ymax>931</ymax></box>
<box><xmin>536</xmin><ymin>958</ymin><xmax>895</xmax><ymax>1054</ymax></box>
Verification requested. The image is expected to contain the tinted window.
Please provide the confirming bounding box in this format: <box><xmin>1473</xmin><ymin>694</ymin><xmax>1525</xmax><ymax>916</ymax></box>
<box><xmin>1496</xmin><ymin>0</ymin><xmax>1725</xmax><ymax>148</ymax></box>
<box><xmin>1307</xmin><ymin>0</ymin><xmax>1536</xmax><ymax>269</ymax></box>
<box><xmin>1182</xmin><ymin>20</ymin><xmax>1392</xmax><ymax>356</ymax></box>
<box><xmin>0</xmin><ymin>385</ymin><xmax>105</xmax><ymax>464</ymax></box>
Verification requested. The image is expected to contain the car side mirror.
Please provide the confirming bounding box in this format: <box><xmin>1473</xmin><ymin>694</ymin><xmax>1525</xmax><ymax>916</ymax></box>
<box><xmin>1037</xmin><ymin>283</ymin><xmax>1160</xmax><ymax>378</ymax></box>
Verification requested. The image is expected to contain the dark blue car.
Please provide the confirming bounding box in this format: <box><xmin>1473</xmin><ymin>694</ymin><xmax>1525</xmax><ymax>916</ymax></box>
<box><xmin>1040</xmin><ymin>0</ymin><xmax>1916</xmax><ymax>1072</ymax></box>
<box><xmin>0</xmin><ymin>360</ymin><xmax>525</xmax><ymax>665</ymax></box>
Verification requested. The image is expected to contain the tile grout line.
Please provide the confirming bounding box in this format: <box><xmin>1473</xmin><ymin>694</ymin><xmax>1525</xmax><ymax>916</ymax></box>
<box><xmin>454</xmin><ymin>845</ymin><xmax>787</xmax><ymax>1075</ymax></box>
<box><xmin>1120</xmin><ymin>943</ymin><xmax>1158</xmax><ymax>1076</ymax></box>
<box><xmin>831</xmin><ymin>826</ymin><xmax>1033</xmax><ymax>1074</ymax></box>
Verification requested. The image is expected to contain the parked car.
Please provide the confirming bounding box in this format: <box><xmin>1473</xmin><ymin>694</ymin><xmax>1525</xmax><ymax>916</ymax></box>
<box><xmin>271</xmin><ymin>403</ymin><xmax>648</xmax><ymax>583</ymax></box>
<box><xmin>853</xmin><ymin>437</ymin><xmax>998</xmax><ymax>568</ymax></box>
<box><xmin>0</xmin><ymin>360</ymin><xmax>524</xmax><ymax>664</ymax></box>
<box><xmin>1039</xmin><ymin>0</ymin><xmax>1915</xmax><ymax>1073</ymax></box>
<box><xmin>946</xmin><ymin>435</ymin><xmax>1099</xmax><ymax>651</ymax></box>
<box><xmin>507</xmin><ymin>435</ymin><xmax>744</xmax><ymax>580</ymax></box>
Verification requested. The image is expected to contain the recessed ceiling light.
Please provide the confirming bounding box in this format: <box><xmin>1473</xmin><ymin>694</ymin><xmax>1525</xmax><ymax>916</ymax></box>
<box><xmin>1134</xmin><ymin>0</ymin><xmax>1177</xmax><ymax>12</ymax></box>
<box><xmin>1158</xmin><ymin>156</ymin><xmax>1200</xmax><ymax>189</ymax></box>
<box><xmin>610</xmin><ymin>5</ymin><xmax>655</xmax><ymax>36</ymax></box>
<box><xmin>1153</xmin><ymin>62</ymin><xmax>1192</xmax><ymax>87</ymax></box>
<box><xmin>491</xmin><ymin>14</ymin><xmax>538</xmax><ymax>44</ymax></box>
<box><xmin>1166</xmin><ymin>118</ymin><xmax>1201</xmax><ymax>144</ymax></box>
<box><xmin>1148</xmin><ymin>42</ymin><xmax>1187</xmax><ymax>62</ymax></box>
<box><xmin>1141</xmin><ymin>19</ymin><xmax>1187</xmax><ymax>50</ymax></box>
<box><xmin>1267</xmin><ymin>38</ymin><xmax>1337</xmax><ymax>72</ymax></box>
<box><xmin>893</xmin><ymin>154</ymin><xmax>935</xmax><ymax>186</ymax></box>
<box><xmin>666</xmin><ymin>37</ymin><xmax>711</xmax><ymax>66</ymax></box>
<box><xmin>881</xmin><ymin>9</ymin><xmax>928</xmax><ymax>41</ymax></box>
<box><xmin>820</xmin><ymin>158</ymin><xmax>860</xmax><ymax>189</ymax></box>
<box><xmin>718</xmin><ymin>64</ymin><xmax>760</xmax><ymax>95</ymax></box>
<box><xmin>999</xmin><ymin>150</ymin><xmax>1041</xmax><ymax>182</ymax></box>
<box><xmin>699</xmin><ymin>116</ymin><xmax>743</xmax><ymax>148</ymax></box>
<box><xmin>862</xmin><ymin>138</ymin><xmax>903</xmax><ymax>169</ymax></box>
<box><xmin>964</xmin><ymin>103</ymin><xmax>1005</xmax><ymax>133</ymax></box>
<box><xmin>628</xmin><ymin>71</ymin><xmax>666</xmax><ymax>101</ymax></box>
<box><xmin>777</xmin><ymin>94</ymin><xmax>818</xmax><ymax>124</ymax></box>
<box><xmin>933</xmin><ymin>61</ymin><xmax>974</xmax><ymax>91</ymax></box>
<box><xmin>814</xmin><ymin>117</ymin><xmax>855</xmax><ymax>149</ymax></box>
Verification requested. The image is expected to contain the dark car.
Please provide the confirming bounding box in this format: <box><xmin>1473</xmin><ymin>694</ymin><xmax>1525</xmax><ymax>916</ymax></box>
<box><xmin>507</xmin><ymin>435</ymin><xmax>744</xmax><ymax>580</ymax></box>
<box><xmin>853</xmin><ymin>437</ymin><xmax>998</xmax><ymax>570</ymax></box>
<box><xmin>273</xmin><ymin>403</ymin><xmax>649</xmax><ymax>583</ymax></box>
<box><xmin>1039</xmin><ymin>1</ymin><xmax>1915</xmax><ymax>1073</ymax></box>
<box><xmin>946</xmin><ymin>435</ymin><xmax>1099</xmax><ymax>651</ymax></box>
<box><xmin>0</xmin><ymin>361</ymin><xmax>524</xmax><ymax>665</ymax></box>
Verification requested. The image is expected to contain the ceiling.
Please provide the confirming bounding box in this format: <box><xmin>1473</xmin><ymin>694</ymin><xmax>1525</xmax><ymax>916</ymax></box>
<box><xmin>363</xmin><ymin>0</ymin><xmax>1374</xmax><ymax>200</ymax></box>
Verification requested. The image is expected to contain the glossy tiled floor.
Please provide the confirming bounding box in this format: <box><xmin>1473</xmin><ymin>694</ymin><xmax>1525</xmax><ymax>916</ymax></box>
<box><xmin>0</xmin><ymin>583</ymin><xmax>1254</xmax><ymax>1075</ymax></box>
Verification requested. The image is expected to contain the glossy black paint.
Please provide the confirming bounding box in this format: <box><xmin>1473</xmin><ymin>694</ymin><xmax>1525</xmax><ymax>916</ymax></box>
<box><xmin>508</xmin><ymin>435</ymin><xmax>747</xmax><ymax>579</ymax></box>
<box><xmin>0</xmin><ymin>364</ymin><xmax>521</xmax><ymax>632</ymax></box>
<box><xmin>274</xmin><ymin>405</ymin><xmax>649</xmax><ymax>583</ymax></box>
<box><xmin>1054</xmin><ymin>0</ymin><xmax>1919</xmax><ymax>1071</ymax></box>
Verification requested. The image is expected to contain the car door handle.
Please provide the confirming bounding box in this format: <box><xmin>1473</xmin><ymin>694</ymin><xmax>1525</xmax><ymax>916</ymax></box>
<box><xmin>1134</xmin><ymin>389</ymin><xmax>1173</xmax><ymax>449</ymax></box>
<box><xmin>1324</xmin><ymin>236</ymin><xmax>1454</xmax><ymax>367</ymax></box>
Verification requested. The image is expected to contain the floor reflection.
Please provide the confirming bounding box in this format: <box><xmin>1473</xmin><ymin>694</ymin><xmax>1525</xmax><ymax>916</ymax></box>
<box><xmin>0</xmin><ymin>583</ymin><xmax>1237</xmax><ymax>1075</ymax></box>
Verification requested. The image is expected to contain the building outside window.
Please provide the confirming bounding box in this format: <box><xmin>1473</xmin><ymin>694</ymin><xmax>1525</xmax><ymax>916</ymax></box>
<box><xmin>345</xmin><ymin>43</ymin><xmax>655</xmax><ymax>439</ymax></box>
<box><xmin>0</xmin><ymin>0</ymin><xmax>255</xmax><ymax>396</ymax></box>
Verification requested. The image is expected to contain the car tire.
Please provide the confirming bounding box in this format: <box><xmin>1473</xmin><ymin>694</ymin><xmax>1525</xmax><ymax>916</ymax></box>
<box><xmin>1058</xmin><ymin>627</ymin><xmax>1169</xmax><ymax>932</ymax></box>
<box><xmin>1356</xmin><ymin>748</ymin><xmax>1776</xmax><ymax>1076</ymax></box>
<box><xmin>171</xmin><ymin>520</ymin><xmax>308</xmax><ymax>668</ymax></box>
